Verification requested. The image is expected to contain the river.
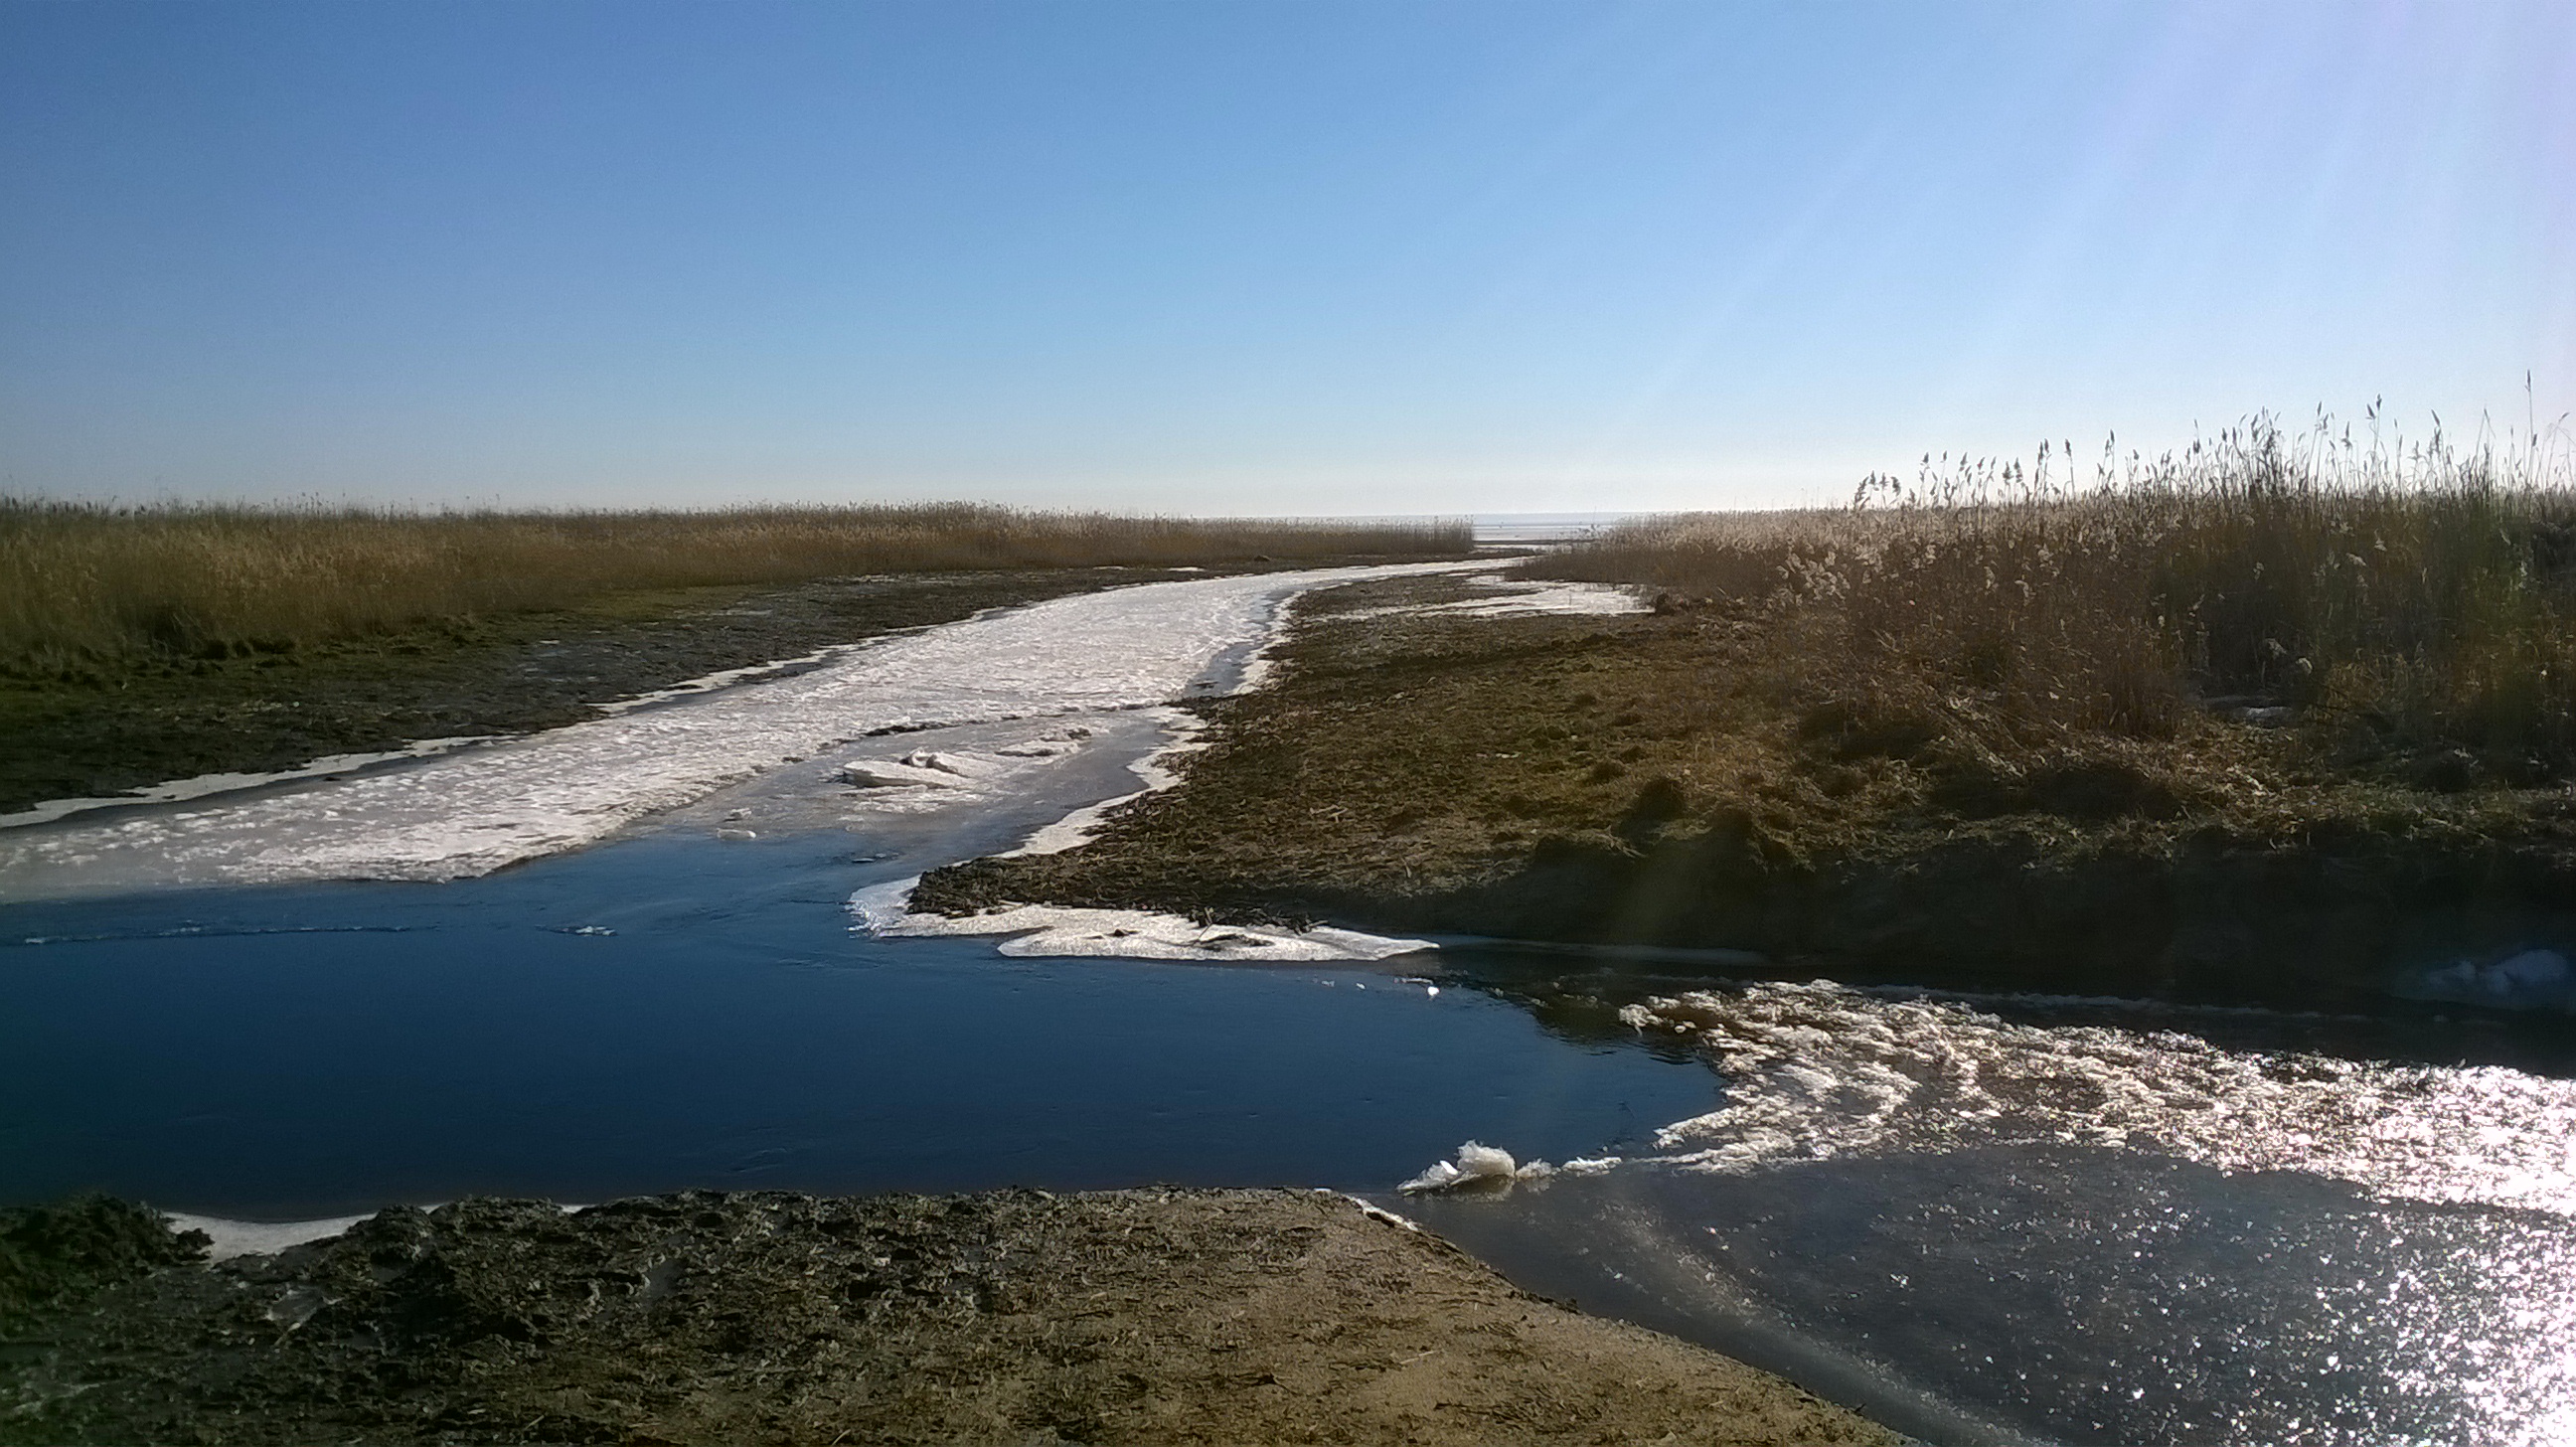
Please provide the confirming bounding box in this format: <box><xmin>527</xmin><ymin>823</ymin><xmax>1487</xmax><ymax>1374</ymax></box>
<box><xmin>5</xmin><ymin>564</ymin><xmax>2573</xmax><ymax>1445</ymax></box>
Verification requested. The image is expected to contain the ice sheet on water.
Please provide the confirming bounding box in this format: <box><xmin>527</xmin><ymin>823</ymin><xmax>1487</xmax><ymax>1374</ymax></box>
<box><xmin>0</xmin><ymin>736</ymin><xmax>499</xmax><ymax>831</ymax></box>
<box><xmin>0</xmin><ymin>564</ymin><xmax>1466</xmax><ymax>896</ymax></box>
<box><xmin>986</xmin><ymin>711</ymin><xmax>1207</xmax><ymax>858</ymax></box>
<box><xmin>849</xmin><ymin>878</ymin><xmax>1434</xmax><ymax>963</ymax></box>
<box><xmin>163</xmin><ymin>1212</ymin><xmax>371</xmax><ymax>1262</ymax></box>
<box><xmin>1621</xmin><ymin>980</ymin><xmax>2576</xmax><ymax>1216</ymax></box>
<box><xmin>1329</xmin><ymin>570</ymin><xmax>1652</xmax><ymax>622</ymax></box>
<box><xmin>1430</xmin><ymin>576</ymin><xmax>1653</xmax><ymax>618</ymax></box>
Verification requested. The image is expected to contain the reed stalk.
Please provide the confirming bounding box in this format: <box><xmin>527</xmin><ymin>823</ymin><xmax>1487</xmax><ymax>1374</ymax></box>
<box><xmin>1532</xmin><ymin>410</ymin><xmax>2576</xmax><ymax>778</ymax></box>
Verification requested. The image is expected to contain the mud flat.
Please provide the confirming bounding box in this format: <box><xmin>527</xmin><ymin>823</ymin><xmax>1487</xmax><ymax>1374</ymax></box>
<box><xmin>0</xmin><ymin>1192</ymin><xmax>1896</xmax><ymax>1447</ymax></box>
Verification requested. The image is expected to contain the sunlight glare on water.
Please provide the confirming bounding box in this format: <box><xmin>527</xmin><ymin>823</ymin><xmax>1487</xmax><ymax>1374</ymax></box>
<box><xmin>1622</xmin><ymin>981</ymin><xmax>2576</xmax><ymax>1215</ymax></box>
<box><xmin>1521</xmin><ymin>980</ymin><xmax>2576</xmax><ymax>1445</ymax></box>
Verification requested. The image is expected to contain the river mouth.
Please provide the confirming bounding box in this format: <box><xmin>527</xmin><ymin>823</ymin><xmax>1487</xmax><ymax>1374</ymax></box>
<box><xmin>18</xmin><ymin>811</ymin><xmax>2576</xmax><ymax>1445</ymax></box>
<box><xmin>12</xmin><ymin>571</ymin><xmax>2576</xmax><ymax>1446</ymax></box>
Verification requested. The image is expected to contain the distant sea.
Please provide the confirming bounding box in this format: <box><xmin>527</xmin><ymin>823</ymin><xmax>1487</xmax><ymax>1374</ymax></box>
<box><xmin>1467</xmin><ymin>512</ymin><xmax>1641</xmax><ymax>546</ymax></box>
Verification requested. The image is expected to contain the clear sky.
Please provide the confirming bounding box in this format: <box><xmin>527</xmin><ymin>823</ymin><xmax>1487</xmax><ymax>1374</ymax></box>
<box><xmin>2</xmin><ymin>1</ymin><xmax>2568</xmax><ymax>514</ymax></box>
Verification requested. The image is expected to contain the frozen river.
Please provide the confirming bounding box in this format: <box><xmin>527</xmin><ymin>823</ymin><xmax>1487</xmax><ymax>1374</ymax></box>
<box><xmin>7</xmin><ymin>563</ymin><xmax>2576</xmax><ymax>1445</ymax></box>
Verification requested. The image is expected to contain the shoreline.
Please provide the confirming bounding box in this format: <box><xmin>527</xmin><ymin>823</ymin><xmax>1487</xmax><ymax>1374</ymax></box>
<box><xmin>0</xmin><ymin>1190</ymin><xmax>1900</xmax><ymax>1446</ymax></box>
<box><xmin>0</xmin><ymin>556</ymin><xmax>1469</xmax><ymax>820</ymax></box>
<box><xmin>915</xmin><ymin>571</ymin><xmax>2576</xmax><ymax>1016</ymax></box>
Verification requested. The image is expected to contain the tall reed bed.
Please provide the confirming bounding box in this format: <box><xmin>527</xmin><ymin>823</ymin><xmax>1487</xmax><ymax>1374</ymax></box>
<box><xmin>1534</xmin><ymin>413</ymin><xmax>2576</xmax><ymax>779</ymax></box>
<box><xmin>0</xmin><ymin>502</ymin><xmax>1468</xmax><ymax>672</ymax></box>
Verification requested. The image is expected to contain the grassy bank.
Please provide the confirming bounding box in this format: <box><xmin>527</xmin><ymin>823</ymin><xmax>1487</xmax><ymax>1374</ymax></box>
<box><xmin>921</xmin><ymin>421</ymin><xmax>2576</xmax><ymax>1004</ymax></box>
<box><xmin>0</xmin><ymin>501</ymin><xmax>1467</xmax><ymax>675</ymax></box>
<box><xmin>0</xmin><ymin>1193</ymin><xmax>1894</xmax><ymax>1446</ymax></box>
<box><xmin>0</xmin><ymin>502</ymin><xmax>1466</xmax><ymax>814</ymax></box>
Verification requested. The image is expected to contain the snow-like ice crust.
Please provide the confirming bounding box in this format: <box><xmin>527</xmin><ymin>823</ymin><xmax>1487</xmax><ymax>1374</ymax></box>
<box><xmin>1621</xmin><ymin>980</ymin><xmax>2576</xmax><ymax>1215</ymax></box>
<box><xmin>163</xmin><ymin>1212</ymin><xmax>372</xmax><ymax>1261</ymax></box>
<box><xmin>1331</xmin><ymin>571</ymin><xmax>1651</xmax><ymax>622</ymax></box>
<box><xmin>1397</xmin><ymin>1140</ymin><xmax>1558</xmax><ymax>1193</ymax></box>
<box><xmin>1429</xmin><ymin>575</ymin><xmax>1652</xmax><ymax>618</ymax></box>
<box><xmin>849</xmin><ymin>878</ymin><xmax>1435</xmax><ymax>962</ymax></box>
<box><xmin>843</xmin><ymin>694</ymin><xmax>1431</xmax><ymax>963</ymax></box>
<box><xmin>0</xmin><ymin>563</ymin><xmax>1458</xmax><ymax>895</ymax></box>
<box><xmin>0</xmin><ymin>736</ymin><xmax>500</xmax><ymax>831</ymax></box>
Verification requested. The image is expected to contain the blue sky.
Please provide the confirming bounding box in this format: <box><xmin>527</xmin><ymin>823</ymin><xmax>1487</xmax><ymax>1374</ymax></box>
<box><xmin>2</xmin><ymin>1</ymin><xmax>2568</xmax><ymax>514</ymax></box>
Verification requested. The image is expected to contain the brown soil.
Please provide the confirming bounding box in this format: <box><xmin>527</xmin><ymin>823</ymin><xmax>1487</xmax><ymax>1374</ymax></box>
<box><xmin>916</xmin><ymin>572</ymin><xmax>2576</xmax><ymax>1007</ymax></box>
<box><xmin>0</xmin><ymin>563</ymin><xmax>1368</xmax><ymax>817</ymax></box>
<box><xmin>0</xmin><ymin>1192</ymin><xmax>1898</xmax><ymax>1447</ymax></box>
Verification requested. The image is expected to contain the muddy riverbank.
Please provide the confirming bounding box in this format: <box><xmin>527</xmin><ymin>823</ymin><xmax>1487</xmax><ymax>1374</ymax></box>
<box><xmin>0</xmin><ymin>1192</ymin><xmax>1895</xmax><ymax>1446</ymax></box>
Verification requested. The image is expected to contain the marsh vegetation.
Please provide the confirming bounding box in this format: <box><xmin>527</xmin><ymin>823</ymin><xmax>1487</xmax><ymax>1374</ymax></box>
<box><xmin>1533</xmin><ymin>412</ymin><xmax>2576</xmax><ymax>794</ymax></box>
<box><xmin>0</xmin><ymin>502</ymin><xmax>1467</xmax><ymax>676</ymax></box>
<box><xmin>927</xmin><ymin>414</ymin><xmax>2576</xmax><ymax>1001</ymax></box>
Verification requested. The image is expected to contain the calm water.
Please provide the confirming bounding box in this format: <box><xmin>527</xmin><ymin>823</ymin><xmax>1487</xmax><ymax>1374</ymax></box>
<box><xmin>0</xmin><ymin>827</ymin><xmax>1706</xmax><ymax>1217</ymax></box>
<box><xmin>9</xmin><ymin>741</ymin><xmax>2576</xmax><ymax>1445</ymax></box>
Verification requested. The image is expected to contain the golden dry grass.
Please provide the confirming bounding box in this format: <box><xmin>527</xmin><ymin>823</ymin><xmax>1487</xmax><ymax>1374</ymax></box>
<box><xmin>0</xmin><ymin>501</ymin><xmax>1467</xmax><ymax>672</ymax></box>
<box><xmin>1533</xmin><ymin>412</ymin><xmax>2576</xmax><ymax>781</ymax></box>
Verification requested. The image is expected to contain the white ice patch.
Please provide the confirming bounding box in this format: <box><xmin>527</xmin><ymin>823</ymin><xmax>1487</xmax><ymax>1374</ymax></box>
<box><xmin>0</xmin><ymin>563</ymin><xmax>1467</xmax><ymax>897</ymax></box>
<box><xmin>840</xmin><ymin>747</ymin><xmax>1012</xmax><ymax>791</ymax></box>
<box><xmin>991</xmin><ymin>712</ymin><xmax>1205</xmax><ymax>859</ymax></box>
<box><xmin>164</xmin><ymin>1212</ymin><xmax>370</xmax><ymax>1262</ymax></box>
<box><xmin>1398</xmin><ymin>1140</ymin><xmax>1558</xmax><ymax>1193</ymax></box>
<box><xmin>2402</xmin><ymin>949</ymin><xmax>2576</xmax><ymax>1013</ymax></box>
<box><xmin>1335</xmin><ymin>1192</ymin><xmax>1425</xmax><ymax>1232</ymax></box>
<box><xmin>1332</xmin><ymin>571</ymin><xmax>1651</xmax><ymax>622</ymax></box>
<box><xmin>1623</xmin><ymin>980</ymin><xmax>2576</xmax><ymax>1216</ymax></box>
<box><xmin>1427</xmin><ymin>576</ymin><xmax>1652</xmax><ymax>618</ymax></box>
<box><xmin>849</xmin><ymin>879</ymin><xmax>1433</xmax><ymax>963</ymax></box>
<box><xmin>0</xmin><ymin>736</ymin><xmax>498</xmax><ymax>831</ymax></box>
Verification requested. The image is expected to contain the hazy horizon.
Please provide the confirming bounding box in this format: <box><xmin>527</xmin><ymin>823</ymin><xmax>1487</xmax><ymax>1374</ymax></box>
<box><xmin>5</xmin><ymin>0</ymin><xmax>2569</xmax><ymax>515</ymax></box>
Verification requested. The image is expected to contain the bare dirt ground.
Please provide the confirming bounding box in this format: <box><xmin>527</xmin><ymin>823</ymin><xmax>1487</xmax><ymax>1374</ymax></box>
<box><xmin>2</xmin><ymin>1191</ymin><xmax>1898</xmax><ymax>1446</ymax></box>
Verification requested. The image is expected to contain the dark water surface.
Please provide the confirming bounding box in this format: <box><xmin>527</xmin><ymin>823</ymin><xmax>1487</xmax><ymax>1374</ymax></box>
<box><xmin>0</xmin><ymin>827</ymin><xmax>1707</xmax><ymax>1216</ymax></box>
<box><xmin>12</xmin><ymin>749</ymin><xmax>2576</xmax><ymax>1445</ymax></box>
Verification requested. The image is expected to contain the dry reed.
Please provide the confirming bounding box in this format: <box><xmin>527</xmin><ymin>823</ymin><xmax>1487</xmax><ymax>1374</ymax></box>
<box><xmin>1533</xmin><ymin>410</ymin><xmax>2576</xmax><ymax>780</ymax></box>
<box><xmin>0</xmin><ymin>502</ymin><xmax>1468</xmax><ymax>673</ymax></box>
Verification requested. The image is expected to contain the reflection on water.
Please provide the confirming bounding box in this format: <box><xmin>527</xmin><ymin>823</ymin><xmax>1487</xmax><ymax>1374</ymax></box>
<box><xmin>1403</xmin><ymin>968</ymin><xmax>2576</xmax><ymax>1447</ymax></box>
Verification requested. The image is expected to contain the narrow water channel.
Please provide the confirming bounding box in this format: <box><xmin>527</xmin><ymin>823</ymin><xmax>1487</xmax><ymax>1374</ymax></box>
<box><xmin>0</xmin><ymin>738</ymin><xmax>1706</xmax><ymax>1217</ymax></box>
<box><xmin>8</xmin><ymin>568</ymin><xmax>2575</xmax><ymax>1445</ymax></box>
